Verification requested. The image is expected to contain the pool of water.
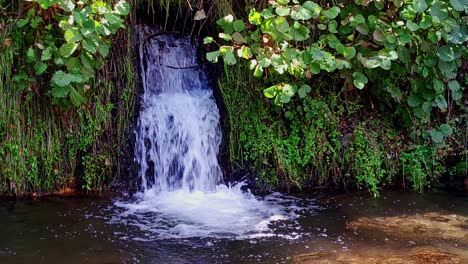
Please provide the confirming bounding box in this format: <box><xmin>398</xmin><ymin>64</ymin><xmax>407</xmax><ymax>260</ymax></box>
<box><xmin>0</xmin><ymin>191</ymin><xmax>466</xmax><ymax>263</ymax></box>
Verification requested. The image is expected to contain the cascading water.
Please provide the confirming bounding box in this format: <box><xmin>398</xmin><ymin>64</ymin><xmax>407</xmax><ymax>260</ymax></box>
<box><xmin>113</xmin><ymin>25</ymin><xmax>311</xmax><ymax>239</ymax></box>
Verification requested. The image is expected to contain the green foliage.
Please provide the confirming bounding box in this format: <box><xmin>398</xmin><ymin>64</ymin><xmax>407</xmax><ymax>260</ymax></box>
<box><xmin>206</xmin><ymin>0</ymin><xmax>467</xmax><ymax>144</ymax></box>
<box><xmin>0</xmin><ymin>4</ymin><xmax>136</xmax><ymax>195</ymax></box>
<box><xmin>13</xmin><ymin>0</ymin><xmax>130</xmax><ymax>108</ymax></box>
<box><xmin>400</xmin><ymin>145</ymin><xmax>445</xmax><ymax>192</ymax></box>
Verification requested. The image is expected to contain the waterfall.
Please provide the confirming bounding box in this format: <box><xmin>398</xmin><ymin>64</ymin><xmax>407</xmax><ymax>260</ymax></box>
<box><xmin>112</xmin><ymin>25</ymin><xmax>306</xmax><ymax>239</ymax></box>
<box><xmin>135</xmin><ymin>25</ymin><xmax>223</xmax><ymax>193</ymax></box>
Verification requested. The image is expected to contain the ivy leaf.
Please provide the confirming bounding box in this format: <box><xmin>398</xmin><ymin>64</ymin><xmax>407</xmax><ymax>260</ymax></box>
<box><xmin>449</xmin><ymin>0</ymin><xmax>467</xmax><ymax>11</ymax></box>
<box><xmin>298</xmin><ymin>84</ymin><xmax>311</xmax><ymax>98</ymax></box>
<box><xmin>289</xmin><ymin>22</ymin><xmax>310</xmax><ymax>41</ymax></box>
<box><xmin>58</xmin><ymin>0</ymin><xmax>75</xmax><ymax>12</ymax></box>
<box><xmin>261</xmin><ymin>8</ymin><xmax>275</xmax><ymax>19</ymax></box>
<box><xmin>59</xmin><ymin>43</ymin><xmax>79</xmax><ymax>58</ymax></box>
<box><xmin>353</xmin><ymin>71</ymin><xmax>368</xmax><ymax>89</ymax></box>
<box><xmin>206</xmin><ymin>51</ymin><xmax>220</xmax><ymax>63</ymax></box>
<box><xmin>449</xmin><ymin>26</ymin><xmax>468</xmax><ymax>44</ymax></box>
<box><xmin>115</xmin><ymin>0</ymin><xmax>131</xmax><ymax>16</ymax></box>
<box><xmin>223</xmin><ymin>51</ymin><xmax>237</xmax><ymax>65</ymax></box>
<box><xmin>322</xmin><ymin>6</ymin><xmax>340</xmax><ymax>19</ymax></box>
<box><xmin>372</xmin><ymin>29</ymin><xmax>386</xmax><ymax>42</ymax></box>
<box><xmin>232</xmin><ymin>32</ymin><xmax>246</xmax><ymax>43</ymax></box>
<box><xmin>69</xmin><ymin>87</ymin><xmax>85</xmax><ymax>106</ymax></box>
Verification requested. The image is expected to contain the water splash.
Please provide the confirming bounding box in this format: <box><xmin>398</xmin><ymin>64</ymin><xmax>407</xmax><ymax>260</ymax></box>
<box><xmin>113</xmin><ymin>25</ymin><xmax>314</xmax><ymax>239</ymax></box>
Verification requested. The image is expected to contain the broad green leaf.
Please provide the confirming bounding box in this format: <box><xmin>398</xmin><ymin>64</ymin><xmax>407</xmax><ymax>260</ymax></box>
<box><xmin>278</xmin><ymin>0</ymin><xmax>290</xmax><ymax>4</ymax></box>
<box><xmin>343</xmin><ymin>47</ymin><xmax>356</xmax><ymax>59</ymax></box>
<box><xmin>372</xmin><ymin>29</ymin><xmax>385</xmax><ymax>42</ymax></box>
<box><xmin>233</xmin><ymin>20</ymin><xmax>245</xmax><ymax>32</ymax></box>
<box><xmin>248</xmin><ymin>11</ymin><xmax>262</xmax><ymax>25</ymax></box>
<box><xmin>223</xmin><ymin>51</ymin><xmax>237</xmax><ymax>65</ymax></box>
<box><xmin>438</xmin><ymin>124</ymin><xmax>453</xmax><ymax>137</ymax></box>
<box><xmin>26</xmin><ymin>47</ymin><xmax>36</xmax><ymax>63</ymax></box>
<box><xmin>406</xmin><ymin>20</ymin><xmax>420</xmax><ymax>31</ymax></box>
<box><xmin>449</xmin><ymin>0</ymin><xmax>467</xmax><ymax>11</ymax></box>
<box><xmin>352</xmin><ymin>71</ymin><xmax>368</xmax><ymax>89</ymax></box>
<box><xmin>231</xmin><ymin>32</ymin><xmax>246</xmax><ymax>43</ymax></box>
<box><xmin>438</xmin><ymin>60</ymin><xmax>457</xmax><ymax>79</ymax></box>
<box><xmin>69</xmin><ymin>87</ymin><xmax>85</xmax><ymax>106</ymax></box>
<box><xmin>419</xmin><ymin>15</ymin><xmax>433</xmax><ymax>29</ymax></box>
<box><xmin>413</xmin><ymin>0</ymin><xmax>428</xmax><ymax>13</ymax></box>
<box><xmin>435</xmin><ymin>94</ymin><xmax>448</xmax><ymax>110</ymax></box>
<box><xmin>282</xmin><ymin>83</ymin><xmax>297</xmax><ymax>97</ymax></box>
<box><xmin>322</xmin><ymin>6</ymin><xmax>340</xmax><ymax>19</ymax></box>
<box><xmin>98</xmin><ymin>43</ymin><xmax>110</xmax><ymax>57</ymax></box>
<box><xmin>275</xmin><ymin>6</ymin><xmax>291</xmax><ymax>17</ymax></box>
<box><xmin>291</xmin><ymin>5</ymin><xmax>312</xmax><ymax>20</ymax></box>
<box><xmin>80</xmin><ymin>52</ymin><xmax>95</xmax><ymax>70</ymax></box>
<box><xmin>328</xmin><ymin>20</ymin><xmax>338</xmax><ymax>33</ymax></box>
<box><xmin>289</xmin><ymin>22</ymin><xmax>310</xmax><ymax>41</ymax></box>
<box><xmin>41</xmin><ymin>47</ymin><xmax>53</xmax><ymax>61</ymax></box>
<box><xmin>261</xmin><ymin>8</ymin><xmax>275</xmax><ymax>19</ymax></box>
<box><xmin>448</xmin><ymin>80</ymin><xmax>460</xmax><ymax>92</ymax></box>
<box><xmin>115</xmin><ymin>0</ymin><xmax>131</xmax><ymax>15</ymax></box>
<box><xmin>59</xmin><ymin>43</ymin><xmax>79</xmax><ymax>58</ymax></box>
<box><xmin>449</xmin><ymin>26</ymin><xmax>468</xmax><ymax>44</ymax></box>
<box><xmin>437</xmin><ymin>45</ymin><xmax>461</xmax><ymax>62</ymax></box>
<box><xmin>16</xmin><ymin>18</ymin><xmax>29</xmax><ymax>28</ymax></box>
<box><xmin>433</xmin><ymin>79</ymin><xmax>445</xmax><ymax>93</ymax></box>
<box><xmin>218</xmin><ymin>33</ymin><xmax>232</xmax><ymax>41</ymax></box>
<box><xmin>64</xmin><ymin>28</ymin><xmax>82</xmax><ymax>43</ymax></box>
<box><xmin>356</xmin><ymin>23</ymin><xmax>369</xmax><ymax>35</ymax></box>
<box><xmin>264</xmin><ymin>85</ymin><xmax>280</xmax><ymax>98</ymax></box>
<box><xmin>206</xmin><ymin>51</ymin><xmax>220</xmax><ymax>63</ymax></box>
<box><xmin>254</xmin><ymin>65</ymin><xmax>263</xmax><ymax>77</ymax></box>
<box><xmin>34</xmin><ymin>62</ymin><xmax>48</xmax><ymax>75</ymax></box>
<box><xmin>52</xmin><ymin>70</ymin><xmax>72</xmax><ymax>87</ymax></box>
<box><xmin>50</xmin><ymin>85</ymin><xmax>70</xmax><ymax>98</ymax></box>
<box><xmin>298</xmin><ymin>84</ymin><xmax>311</xmax><ymax>98</ymax></box>
<box><xmin>237</xmin><ymin>46</ymin><xmax>252</xmax><ymax>59</ymax></box>
<box><xmin>429</xmin><ymin>130</ymin><xmax>444</xmax><ymax>143</ymax></box>
<box><xmin>407</xmin><ymin>94</ymin><xmax>423</xmax><ymax>107</ymax></box>
<box><xmin>279</xmin><ymin>93</ymin><xmax>291</xmax><ymax>103</ymax></box>
<box><xmin>274</xmin><ymin>17</ymin><xmax>290</xmax><ymax>33</ymax></box>
<box><xmin>203</xmin><ymin>37</ymin><xmax>214</xmax><ymax>44</ymax></box>
<box><xmin>82</xmin><ymin>38</ymin><xmax>99</xmax><ymax>54</ymax></box>
<box><xmin>302</xmin><ymin>1</ymin><xmax>322</xmax><ymax>18</ymax></box>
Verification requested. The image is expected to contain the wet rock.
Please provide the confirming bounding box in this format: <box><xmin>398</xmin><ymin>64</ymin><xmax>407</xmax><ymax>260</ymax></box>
<box><xmin>292</xmin><ymin>247</ymin><xmax>465</xmax><ymax>264</ymax></box>
<box><xmin>347</xmin><ymin>212</ymin><xmax>468</xmax><ymax>243</ymax></box>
